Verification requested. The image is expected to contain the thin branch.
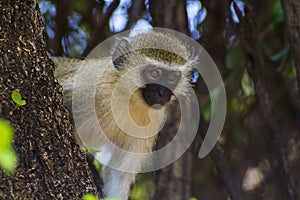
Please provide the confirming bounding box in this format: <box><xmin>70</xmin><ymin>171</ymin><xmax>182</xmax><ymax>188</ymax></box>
<box><xmin>125</xmin><ymin>0</ymin><xmax>146</xmax><ymax>30</ymax></box>
<box><xmin>197</xmin><ymin>114</ymin><xmax>244</xmax><ymax>200</ymax></box>
<box><xmin>52</xmin><ymin>0</ymin><xmax>68</xmax><ymax>56</ymax></box>
<box><xmin>82</xmin><ymin>0</ymin><xmax>120</xmax><ymax>57</ymax></box>
<box><xmin>281</xmin><ymin>0</ymin><xmax>300</xmax><ymax>94</ymax></box>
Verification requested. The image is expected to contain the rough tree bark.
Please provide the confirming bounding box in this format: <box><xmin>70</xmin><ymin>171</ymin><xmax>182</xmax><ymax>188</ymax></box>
<box><xmin>0</xmin><ymin>1</ymin><xmax>98</xmax><ymax>199</ymax></box>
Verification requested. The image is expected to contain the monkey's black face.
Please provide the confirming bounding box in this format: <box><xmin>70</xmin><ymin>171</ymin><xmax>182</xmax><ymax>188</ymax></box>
<box><xmin>140</xmin><ymin>65</ymin><xmax>181</xmax><ymax>109</ymax></box>
<box><xmin>141</xmin><ymin>84</ymin><xmax>173</xmax><ymax>109</ymax></box>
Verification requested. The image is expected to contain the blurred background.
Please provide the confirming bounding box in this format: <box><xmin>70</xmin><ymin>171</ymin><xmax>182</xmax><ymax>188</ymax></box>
<box><xmin>39</xmin><ymin>0</ymin><xmax>300</xmax><ymax>199</ymax></box>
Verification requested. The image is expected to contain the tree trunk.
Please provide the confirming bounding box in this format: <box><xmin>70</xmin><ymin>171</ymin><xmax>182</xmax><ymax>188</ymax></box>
<box><xmin>149</xmin><ymin>0</ymin><xmax>189</xmax><ymax>35</ymax></box>
<box><xmin>152</xmin><ymin>105</ymin><xmax>193</xmax><ymax>200</ymax></box>
<box><xmin>149</xmin><ymin>1</ymin><xmax>192</xmax><ymax>199</ymax></box>
<box><xmin>0</xmin><ymin>1</ymin><xmax>98</xmax><ymax>199</ymax></box>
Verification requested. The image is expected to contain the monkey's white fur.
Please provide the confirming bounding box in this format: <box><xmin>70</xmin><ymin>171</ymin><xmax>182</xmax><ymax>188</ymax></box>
<box><xmin>52</xmin><ymin>32</ymin><xmax>196</xmax><ymax>200</ymax></box>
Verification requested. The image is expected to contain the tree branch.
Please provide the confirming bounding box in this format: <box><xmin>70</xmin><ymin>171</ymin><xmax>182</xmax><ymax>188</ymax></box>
<box><xmin>280</xmin><ymin>0</ymin><xmax>300</xmax><ymax>94</ymax></box>
<box><xmin>52</xmin><ymin>0</ymin><xmax>68</xmax><ymax>56</ymax></box>
<box><xmin>197</xmin><ymin>114</ymin><xmax>243</xmax><ymax>200</ymax></box>
<box><xmin>233</xmin><ymin>3</ymin><xmax>298</xmax><ymax>199</ymax></box>
<box><xmin>125</xmin><ymin>0</ymin><xmax>146</xmax><ymax>30</ymax></box>
<box><xmin>82</xmin><ymin>0</ymin><xmax>120</xmax><ymax>57</ymax></box>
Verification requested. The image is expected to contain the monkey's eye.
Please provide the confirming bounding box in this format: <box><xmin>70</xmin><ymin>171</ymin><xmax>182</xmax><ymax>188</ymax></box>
<box><xmin>167</xmin><ymin>71</ymin><xmax>181</xmax><ymax>82</ymax></box>
<box><xmin>149</xmin><ymin>68</ymin><xmax>162</xmax><ymax>79</ymax></box>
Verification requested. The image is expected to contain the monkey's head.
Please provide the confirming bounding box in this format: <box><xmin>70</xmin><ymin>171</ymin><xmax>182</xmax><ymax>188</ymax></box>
<box><xmin>111</xmin><ymin>32</ymin><xmax>198</xmax><ymax>110</ymax></box>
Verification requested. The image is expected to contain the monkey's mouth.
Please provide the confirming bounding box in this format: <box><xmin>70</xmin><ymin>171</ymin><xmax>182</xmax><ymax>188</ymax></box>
<box><xmin>141</xmin><ymin>83</ymin><xmax>173</xmax><ymax>109</ymax></box>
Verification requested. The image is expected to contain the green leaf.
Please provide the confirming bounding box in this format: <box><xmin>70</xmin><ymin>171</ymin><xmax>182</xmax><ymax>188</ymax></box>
<box><xmin>225</xmin><ymin>44</ymin><xmax>244</xmax><ymax>69</ymax></box>
<box><xmin>231</xmin><ymin>98</ymin><xmax>246</xmax><ymax>113</ymax></box>
<box><xmin>130</xmin><ymin>177</ymin><xmax>154</xmax><ymax>200</ymax></box>
<box><xmin>83</xmin><ymin>194</ymin><xmax>120</xmax><ymax>200</ymax></box>
<box><xmin>202</xmin><ymin>98</ymin><xmax>212</xmax><ymax>122</ymax></box>
<box><xmin>18</xmin><ymin>100</ymin><xmax>26</xmax><ymax>106</ymax></box>
<box><xmin>271</xmin><ymin>0</ymin><xmax>283</xmax><ymax>23</ymax></box>
<box><xmin>0</xmin><ymin>149</ymin><xmax>18</xmax><ymax>174</ymax></box>
<box><xmin>11</xmin><ymin>91</ymin><xmax>26</xmax><ymax>106</ymax></box>
<box><xmin>11</xmin><ymin>92</ymin><xmax>22</xmax><ymax>104</ymax></box>
<box><xmin>270</xmin><ymin>46</ymin><xmax>289</xmax><ymax>61</ymax></box>
<box><xmin>83</xmin><ymin>194</ymin><xmax>99</xmax><ymax>200</ymax></box>
<box><xmin>202</xmin><ymin>87</ymin><xmax>221</xmax><ymax>122</ymax></box>
<box><xmin>83</xmin><ymin>143</ymin><xmax>102</xmax><ymax>154</ymax></box>
<box><xmin>241</xmin><ymin>70</ymin><xmax>255</xmax><ymax>96</ymax></box>
<box><xmin>0</xmin><ymin>120</ymin><xmax>18</xmax><ymax>174</ymax></box>
<box><xmin>89</xmin><ymin>148</ymin><xmax>102</xmax><ymax>153</ymax></box>
<box><xmin>0</xmin><ymin>120</ymin><xmax>13</xmax><ymax>149</ymax></box>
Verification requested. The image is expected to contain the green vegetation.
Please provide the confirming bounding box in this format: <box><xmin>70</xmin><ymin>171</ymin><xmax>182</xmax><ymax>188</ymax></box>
<box><xmin>0</xmin><ymin>119</ymin><xmax>18</xmax><ymax>174</ymax></box>
<box><xmin>11</xmin><ymin>91</ymin><xmax>26</xmax><ymax>106</ymax></box>
<box><xmin>83</xmin><ymin>193</ymin><xmax>120</xmax><ymax>200</ymax></box>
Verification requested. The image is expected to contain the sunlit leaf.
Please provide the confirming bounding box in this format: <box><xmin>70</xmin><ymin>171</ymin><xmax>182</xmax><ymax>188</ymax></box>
<box><xmin>18</xmin><ymin>100</ymin><xmax>26</xmax><ymax>106</ymax></box>
<box><xmin>89</xmin><ymin>148</ymin><xmax>102</xmax><ymax>153</ymax></box>
<box><xmin>283</xmin><ymin>61</ymin><xmax>297</xmax><ymax>79</ymax></box>
<box><xmin>11</xmin><ymin>92</ymin><xmax>22</xmax><ymax>104</ymax></box>
<box><xmin>241</xmin><ymin>70</ymin><xmax>255</xmax><ymax>96</ymax></box>
<box><xmin>11</xmin><ymin>91</ymin><xmax>26</xmax><ymax>106</ymax></box>
<box><xmin>0</xmin><ymin>120</ymin><xmax>18</xmax><ymax>174</ymax></box>
<box><xmin>83</xmin><ymin>194</ymin><xmax>99</xmax><ymax>200</ymax></box>
<box><xmin>0</xmin><ymin>149</ymin><xmax>18</xmax><ymax>174</ymax></box>
<box><xmin>130</xmin><ymin>177</ymin><xmax>154</xmax><ymax>200</ymax></box>
<box><xmin>83</xmin><ymin>193</ymin><xmax>120</xmax><ymax>200</ymax></box>
<box><xmin>0</xmin><ymin>120</ymin><xmax>13</xmax><ymax>149</ymax></box>
<box><xmin>83</xmin><ymin>143</ymin><xmax>102</xmax><ymax>154</ymax></box>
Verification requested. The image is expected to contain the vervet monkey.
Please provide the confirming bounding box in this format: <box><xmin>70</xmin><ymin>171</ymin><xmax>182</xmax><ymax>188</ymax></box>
<box><xmin>52</xmin><ymin>31</ymin><xmax>198</xmax><ymax>200</ymax></box>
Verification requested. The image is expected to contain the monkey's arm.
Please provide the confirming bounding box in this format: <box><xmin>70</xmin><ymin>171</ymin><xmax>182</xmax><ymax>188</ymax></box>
<box><xmin>50</xmin><ymin>57</ymin><xmax>84</xmax><ymax>113</ymax></box>
<box><xmin>96</xmin><ymin>150</ymin><xmax>148</xmax><ymax>200</ymax></box>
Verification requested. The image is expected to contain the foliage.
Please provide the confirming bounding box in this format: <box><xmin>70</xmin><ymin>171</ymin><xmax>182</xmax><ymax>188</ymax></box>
<box><xmin>83</xmin><ymin>194</ymin><xmax>99</xmax><ymax>200</ymax></box>
<box><xmin>11</xmin><ymin>91</ymin><xmax>26</xmax><ymax>106</ymax></box>
<box><xmin>83</xmin><ymin>193</ymin><xmax>120</xmax><ymax>200</ymax></box>
<box><xmin>0</xmin><ymin>119</ymin><xmax>18</xmax><ymax>174</ymax></box>
<box><xmin>130</xmin><ymin>175</ymin><xmax>155</xmax><ymax>200</ymax></box>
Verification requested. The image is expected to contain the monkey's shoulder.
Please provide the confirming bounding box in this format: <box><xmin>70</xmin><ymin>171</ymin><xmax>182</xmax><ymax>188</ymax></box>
<box><xmin>52</xmin><ymin>57</ymin><xmax>111</xmax><ymax>80</ymax></box>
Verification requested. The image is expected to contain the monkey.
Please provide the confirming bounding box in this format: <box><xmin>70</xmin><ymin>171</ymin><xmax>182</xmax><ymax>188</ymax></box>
<box><xmin>52</xmin><ymin>31</ymin><xmax>198</xmax><ymax>200</ymax></box>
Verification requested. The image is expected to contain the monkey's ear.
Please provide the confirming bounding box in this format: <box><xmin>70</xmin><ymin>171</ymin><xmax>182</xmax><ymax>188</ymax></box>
<box><xmin>112</xmin><ymin>38</ymin><xmax>132</xmax><ymax>69</ymax></box>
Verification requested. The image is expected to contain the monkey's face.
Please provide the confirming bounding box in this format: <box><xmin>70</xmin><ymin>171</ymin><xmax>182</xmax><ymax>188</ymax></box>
<box><xmin>140</xmin><ymin>65</ymin><xmax>182</xmax><ymax>109</ymax></box>
<box><xmin>111</xmin><ymin>32</ymin><xmax>197</xmax><ymax>111</ymax></box>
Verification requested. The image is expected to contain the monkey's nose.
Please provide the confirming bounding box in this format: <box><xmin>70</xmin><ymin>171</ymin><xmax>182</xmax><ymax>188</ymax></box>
<box><xmin>141</xmin><ymin>83</ymin><xmax>173</xmax><ymax>109</ymax></box>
